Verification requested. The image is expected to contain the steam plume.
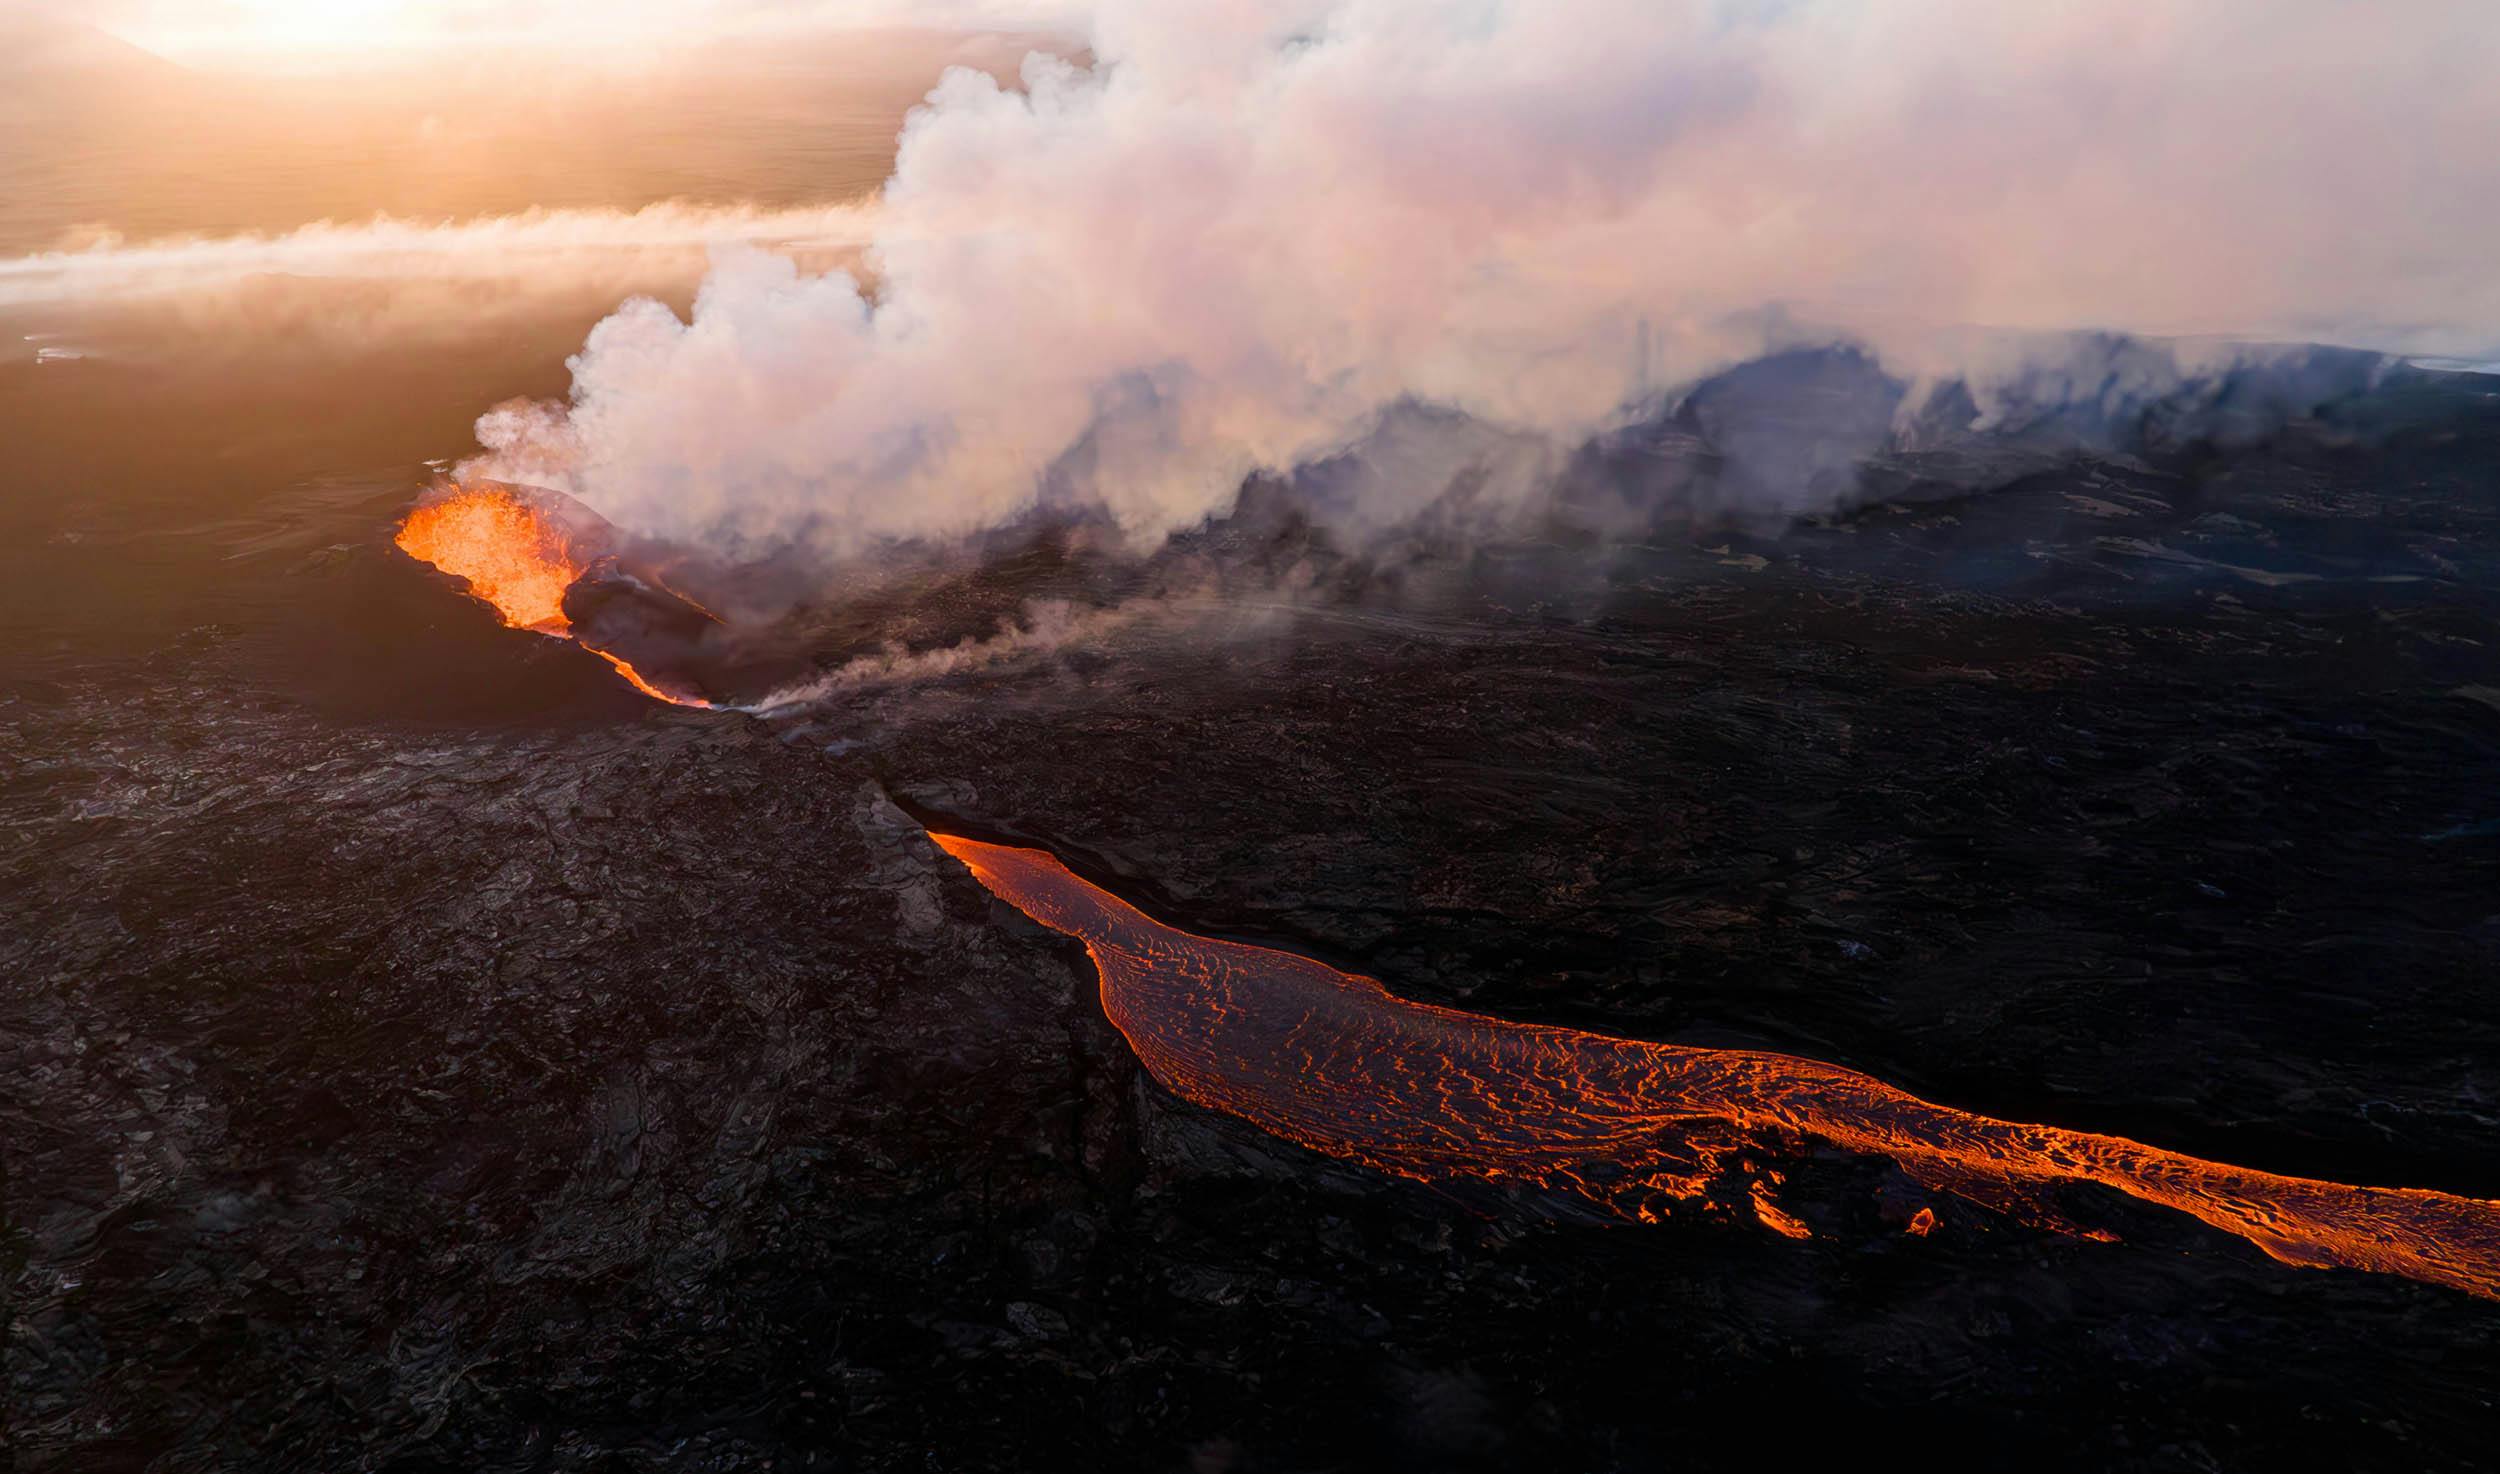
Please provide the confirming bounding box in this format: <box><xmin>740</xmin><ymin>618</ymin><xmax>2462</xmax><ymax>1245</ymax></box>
<box><xmin>744</xmin><ymin>597</ymin><xmax>1176</xmax><ymax>712</ymax></box>
<box><xmin>0</xmin><ymin>202</ymin><xmax>874</xmax><ymax>307</ymax></box>
<box><xmin>461</xmin><ymin>0</ymin><xmax>2500</xmax><ymax>555</ymax></box>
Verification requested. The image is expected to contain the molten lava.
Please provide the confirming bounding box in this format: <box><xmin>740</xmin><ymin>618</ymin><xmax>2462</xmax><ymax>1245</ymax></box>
<box><xmin>931</xmin><ymin>833</ymin><xmax>2500</xmax><ymax>1300</ymax></box>
<box><xmin>393</xmin><ymin>485</ymin><xmax>707</xmax><ymax>707</ymax></box>
<box><xmin>394</xmin><ymin>486</ymin><xmax>581</xmax><ymax>634</ymax></box>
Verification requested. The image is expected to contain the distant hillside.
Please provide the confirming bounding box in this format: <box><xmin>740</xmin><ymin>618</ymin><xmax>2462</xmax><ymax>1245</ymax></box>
<box><xmin>0</xmin><ymin>10</ymin><xmax>186</xmax><ymax>80</ymax></box>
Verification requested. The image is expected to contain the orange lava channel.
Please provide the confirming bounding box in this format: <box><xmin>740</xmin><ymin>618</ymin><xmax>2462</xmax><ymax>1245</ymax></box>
<box><xmin>394</xmin><ymin>486</ymin><xmax>706</xmax><ymax>707</ymax></box>
<box><xmin>931</xmin><ymin>833</ymin><xmax>2500</xmax><ymax>1300</ymax></box>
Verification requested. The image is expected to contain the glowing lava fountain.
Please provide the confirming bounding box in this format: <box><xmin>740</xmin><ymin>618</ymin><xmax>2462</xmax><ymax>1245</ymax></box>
<box><xmin>931</xmin><ymin>833</ymin><xmax>2500</xmax><ymax>1300</ymax></box>
<box><xmin>394</xmin><ymin>485</ymin><xmax>708</xmax><ymax>707</ymax></box>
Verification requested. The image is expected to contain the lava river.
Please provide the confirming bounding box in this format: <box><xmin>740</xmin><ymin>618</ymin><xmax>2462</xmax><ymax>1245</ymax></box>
<box><xmin>931</xmin><ymin>833</ymin><xmax>2500</xmax><ymax>1300</ymax></box>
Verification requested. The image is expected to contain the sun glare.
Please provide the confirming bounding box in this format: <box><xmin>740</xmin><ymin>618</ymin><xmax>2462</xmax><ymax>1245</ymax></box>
<box><xmin>231</xmin><ymin>0</ymin><xmax>421</xmax><ymax>51</ymax></box>
<box><xmin>127</xmin><ymin>0</ymin><xmax>452</xmax><ymax>58</ymax></box>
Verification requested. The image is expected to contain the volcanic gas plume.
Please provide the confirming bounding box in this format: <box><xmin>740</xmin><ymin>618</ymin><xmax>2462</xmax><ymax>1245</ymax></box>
<box><xmin>932</xmin><ymin>833</ymin><xmax>2500</xmax><ymax>1301</ymax></box>
<box><xmin>458</xmin><ymin>0</ymin><xmax>2500</xmax><ymax>563</ymax></box>
<box><xmin>393</xmin><ymin>484</ymin><xmax>710</xmax><ymax>707</ymax></box>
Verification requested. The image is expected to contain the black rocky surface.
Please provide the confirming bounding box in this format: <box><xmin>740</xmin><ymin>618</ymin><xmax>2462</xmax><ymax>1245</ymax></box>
<box><xmin>9</xmin><ymin>382</ymin><xmax>2500</xmax><ymax>1471</ymax></box>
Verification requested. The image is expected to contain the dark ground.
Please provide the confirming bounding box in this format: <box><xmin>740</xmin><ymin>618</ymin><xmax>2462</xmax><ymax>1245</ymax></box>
<box><xmin>8</xmin><ymin>376</ymin><xmax>2500</xmax><ymax>1471</ymax></box>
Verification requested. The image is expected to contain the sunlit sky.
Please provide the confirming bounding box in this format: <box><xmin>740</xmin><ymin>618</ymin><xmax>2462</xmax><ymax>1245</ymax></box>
<box><xmin>90</xmin><ymin>0</ymin><xmax>1071</xmax><ymax>60</ymax></box>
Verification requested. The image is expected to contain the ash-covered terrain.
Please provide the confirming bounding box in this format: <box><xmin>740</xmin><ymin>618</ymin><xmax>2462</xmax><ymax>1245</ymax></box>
<box><xmin>8</xmin><ymin>368</ymin><xmax>2500</xmax><ymax>1471</ymax></box>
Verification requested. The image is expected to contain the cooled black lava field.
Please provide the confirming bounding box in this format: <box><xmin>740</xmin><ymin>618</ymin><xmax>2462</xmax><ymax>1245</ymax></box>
<box><xmin>9</xmin><ymin>366</ymin><xmax>2500</xmax><ymax>1471</ymax></box>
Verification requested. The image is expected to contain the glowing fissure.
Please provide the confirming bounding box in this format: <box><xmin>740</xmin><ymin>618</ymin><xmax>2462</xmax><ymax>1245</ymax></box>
<box><xmin>393</xmin><ymin>485</ymin><xmax>709</xmax><ymax>708</ymax></box>
<box><xmin>931</xmin><ymin>834</ymin><xmax>2500</xmax><ymax>1300</ymax></box>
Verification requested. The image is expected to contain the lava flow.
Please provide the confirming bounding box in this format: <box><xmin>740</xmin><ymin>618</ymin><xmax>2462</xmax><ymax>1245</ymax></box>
<box><xmin>931</xmin><ymin>833</ymin><xmax>2500</xmax><ymax>1300</ymax></box>
<box><xmin>394</xmin><ymin>485</ymin><xmax>708</xmax><ymax>707</ymax></box>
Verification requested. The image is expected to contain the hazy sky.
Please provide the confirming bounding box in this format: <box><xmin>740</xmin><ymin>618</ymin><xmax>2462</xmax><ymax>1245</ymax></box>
<box><xmin>87</xmin><ymin>0</ymin><xmax>1072</xmax><ymax>59</ymax></box>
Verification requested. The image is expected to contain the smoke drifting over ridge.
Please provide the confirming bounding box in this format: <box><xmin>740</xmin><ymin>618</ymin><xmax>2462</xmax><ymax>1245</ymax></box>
<box><xmin>464</xmin><ymin>0</ymin><xmax>2500</xmax><ymax>558</ymax></box>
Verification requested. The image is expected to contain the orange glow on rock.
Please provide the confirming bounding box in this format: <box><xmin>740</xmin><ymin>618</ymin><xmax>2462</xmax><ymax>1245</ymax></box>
<box><xmin>394</xmin><ymin>484</ymin><xmax>709</xmax><ymax>708</ymax></box>
<box><xmin>1750</xmin><ymin>1181</ymin><xmax>1814</xmax><ymax>1240</ymax></box>
<box><xmin>930</xmin><ymin>832</ymin><xmax>2500</xmax><ymax>1300</ymax></box>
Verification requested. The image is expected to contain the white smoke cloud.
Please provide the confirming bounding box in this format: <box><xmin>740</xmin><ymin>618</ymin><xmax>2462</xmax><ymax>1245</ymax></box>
<box><xmin>463</xmin><ymin>0</ymin><xmax>2500</xmax><ymax>556</ymax></box>
<box><xmin>0</xmin><ymin>202</ymin><xmax>875</xmax><ymax>307</ymax></box>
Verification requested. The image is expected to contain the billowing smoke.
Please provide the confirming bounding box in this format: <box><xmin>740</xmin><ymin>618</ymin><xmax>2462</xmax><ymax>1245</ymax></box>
<box><xmin>463</xmin><ymin>0</ymin><xmax>2500</xmax><ymax>558</ymax></box>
